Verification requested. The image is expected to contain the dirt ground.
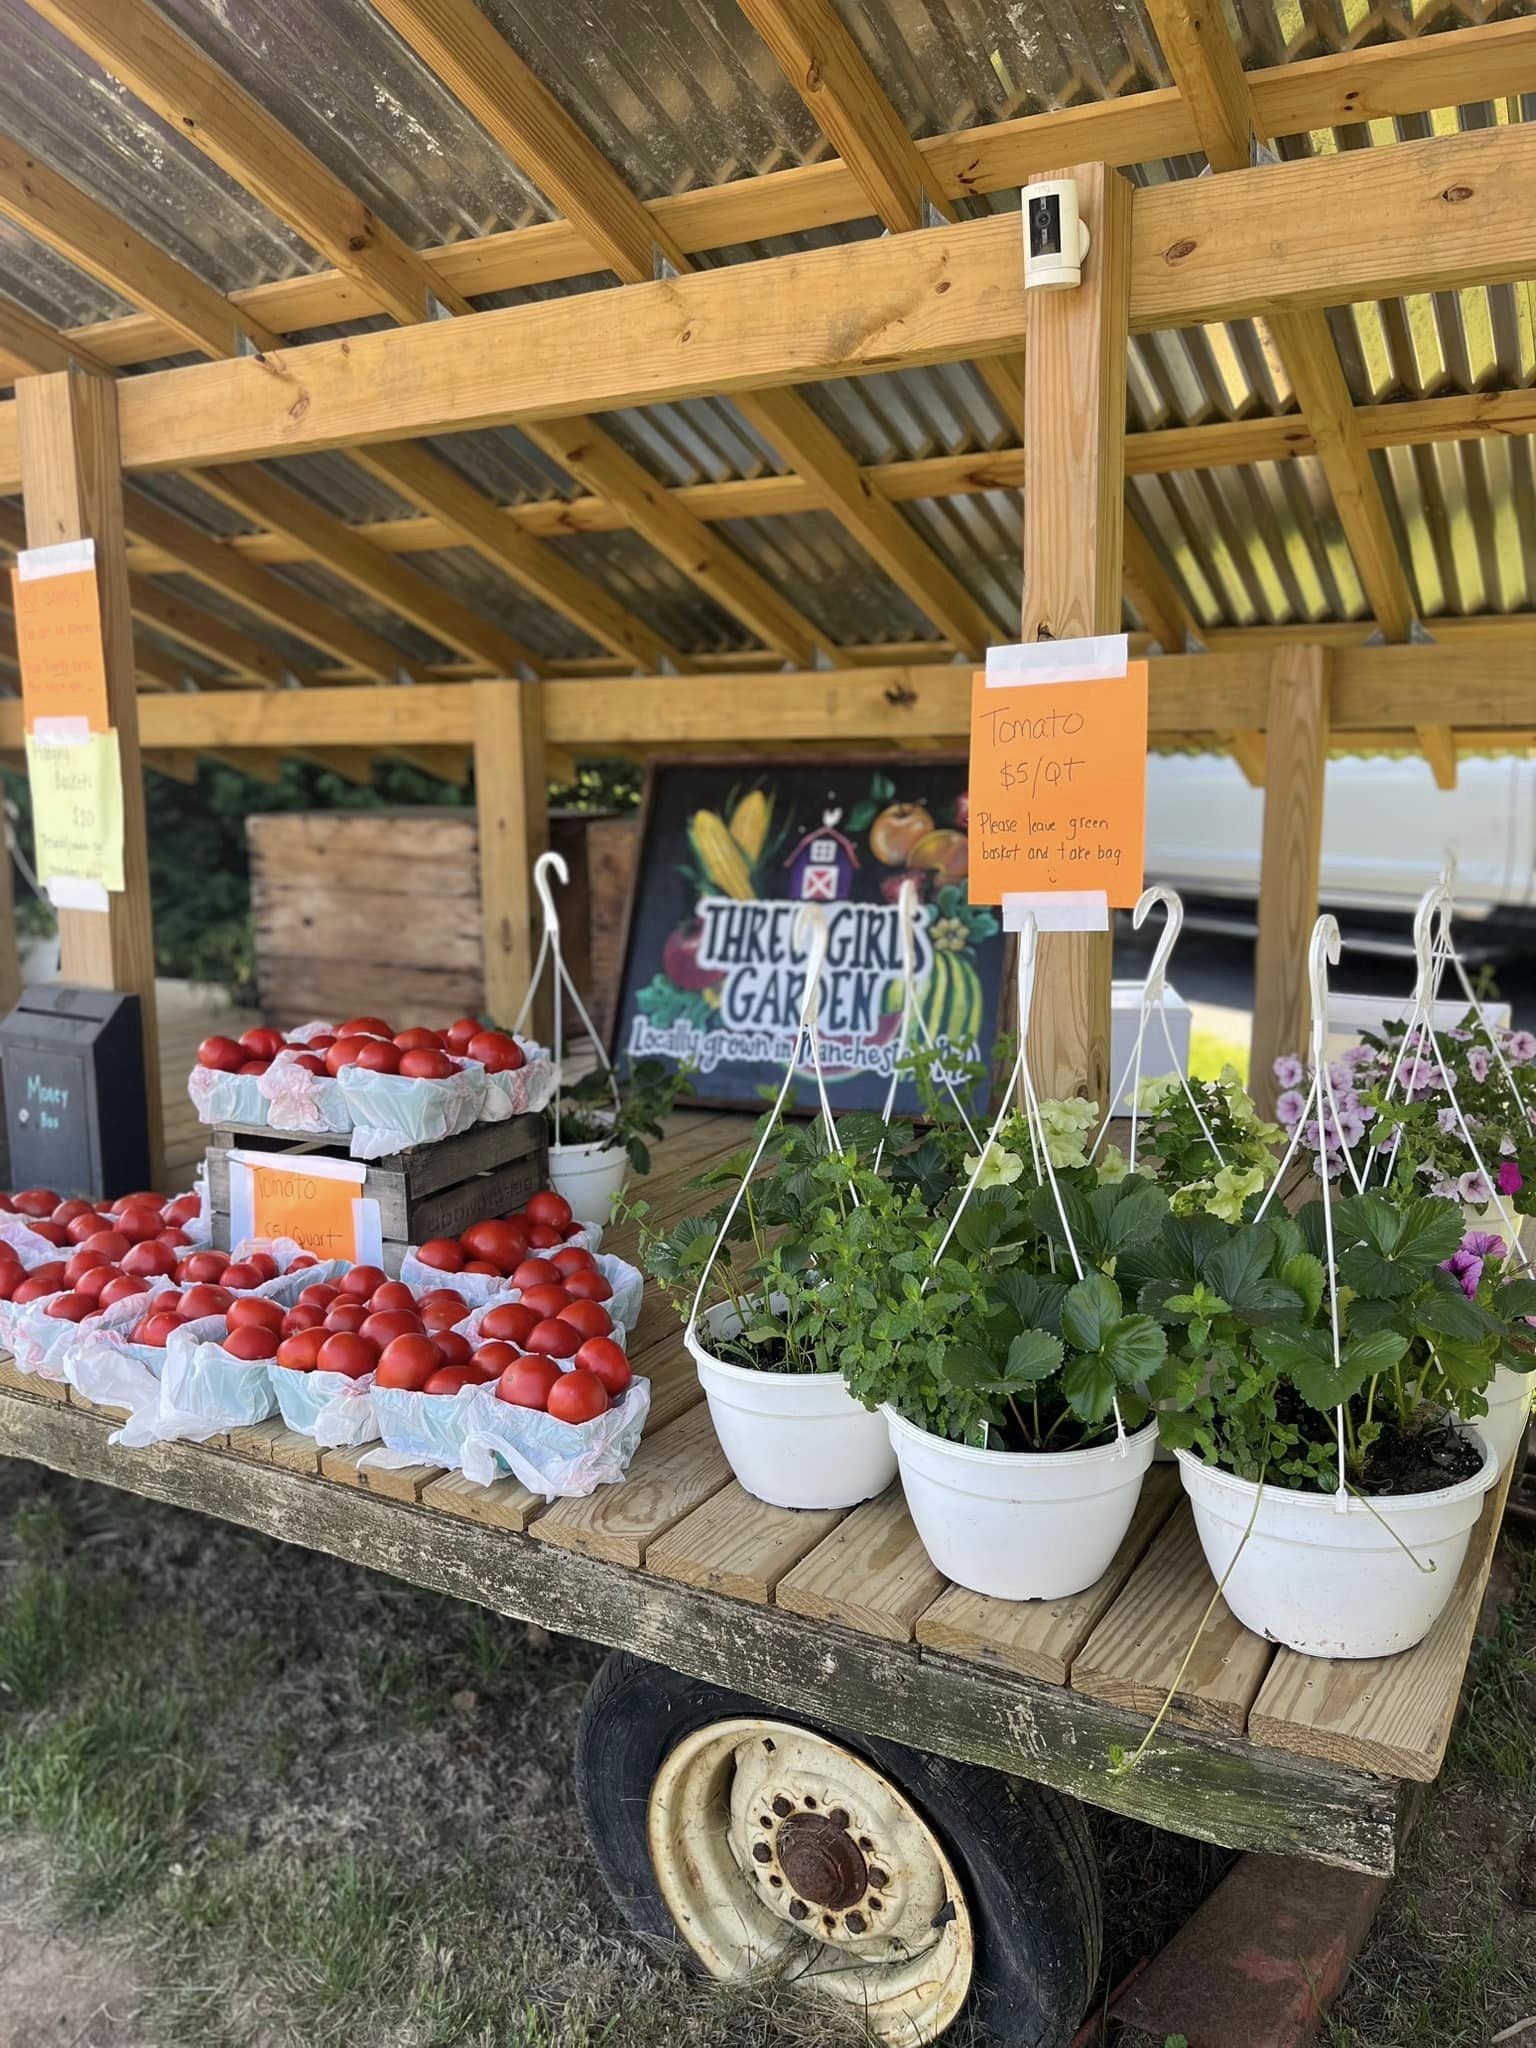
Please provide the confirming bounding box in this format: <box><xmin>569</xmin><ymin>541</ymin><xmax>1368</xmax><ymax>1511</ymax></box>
<box><xmin>0</xmin><ymin>1457</ymin><xmax>1528</xmax><ymax>2048</ymax></box>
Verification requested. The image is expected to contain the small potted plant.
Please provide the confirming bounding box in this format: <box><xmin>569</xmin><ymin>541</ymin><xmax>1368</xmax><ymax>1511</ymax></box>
<box><xmin>548</xmin><ymin>1058</ymin><xmax>691</xmax><ymax>1226</ymax></box>
<box><xmin>641</xmin><ymin>1111</ymin><xmax>901</xmax><ymax>1511</ymax></box>
<box><xmin>831</xmin><ymin>1168</ymin><xmax>1172</xmax><ymax>1601</ymax></box>
<box><xmin>1148</xmin><ymin>1191</ymin><xmax>1532</xmax><ymax>1658</ymax></box>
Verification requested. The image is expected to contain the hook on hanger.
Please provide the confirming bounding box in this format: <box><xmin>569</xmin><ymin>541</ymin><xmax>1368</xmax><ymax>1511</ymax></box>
<box><xmin>1307</xmin><ymin>913</ymin><xmax>1342</xmax><ymax>1049</ymax></box>
<box><xmin>1132</xmin><ymin>884</ymin><xmax>1183</xmax><ymax>1005</ymax></box>
<box><xmin>532</xmin><ymin>850</ymin><xmax>569</xmax><ymax>940</ymax></box>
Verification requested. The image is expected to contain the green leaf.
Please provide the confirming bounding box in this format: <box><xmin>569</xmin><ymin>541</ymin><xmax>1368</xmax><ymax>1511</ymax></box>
<box><xmin>1414</xmin><ymin>1286</ymin><xmax>1491</xmax><ymax>1343</ymax></box>
<box><xmin>1279</xmin><ymin>1251</ymin><xmax>1325</xmax><ymax>1322</ymax></box>
<box><xmin>1060</xmin><ymin>1271</ymin><xmax>1124</xmax><ymax>1352</ymax></box>
<box><xmin>1496</xmin><ymin>1277</ymin><xmax>1536</xmax><ymax>1319</ymax></box>
<box><xmin>1061</xmin><ymin>1349</ymin><xmax>1118</xmax><ymax>1424</ymax></box>
<box><xmin>1003</xmin><ymin>1329</ymin><xmax>1065</xmax><ymax>1384</ymax></box>
<box><xmin>1098</xmin><ymin>1313</ymin><xmax>1168</xmax><ymax>1384</ymax></box>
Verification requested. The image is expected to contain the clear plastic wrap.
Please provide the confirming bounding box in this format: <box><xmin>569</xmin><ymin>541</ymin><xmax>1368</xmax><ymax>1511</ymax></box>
<box><xmin>460</xmin><ymin>1374</ymin><xmax>650</xmax><ymax>1499</ymax></box>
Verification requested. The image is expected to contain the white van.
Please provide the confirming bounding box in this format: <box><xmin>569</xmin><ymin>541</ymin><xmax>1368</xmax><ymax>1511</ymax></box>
<box><xmin>1144</xmin><ymin>753</ymin><xmax>1535</xmax><ymax>925</ymax></box>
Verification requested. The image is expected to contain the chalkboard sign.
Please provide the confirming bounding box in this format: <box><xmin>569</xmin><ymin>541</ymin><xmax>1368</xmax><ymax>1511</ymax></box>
<box><xmin>610</xmin><ymin>756</ymin><xmax>1002</xmax><ymax>1115</ymax></box>
<box><xmin>0</xmin><ymin>986</ymin><xmax>150</xmax><ymax>1198</ymax></box>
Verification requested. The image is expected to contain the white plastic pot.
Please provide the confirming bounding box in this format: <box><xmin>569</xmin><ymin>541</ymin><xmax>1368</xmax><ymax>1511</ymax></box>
<box><xmin>549</xmin><ymin>1137</ymin><xmax>629</xmax><ymax>1226</ymax></box>
<box><xmin>687</xmin><ymin>1298</ymin><xmax>896</xmax><ymax>1511</ymax></box>
<box><xmin>885</xmin><ymin>1406</ymin><xmax>1159</xmax><ymax>1602</ymax></box>
<box><xmin>1480</xmin><ymin>1364</ymin><xmax>1533</xmax><ymax>1476</ymax></box>
<box><xmin>1176</xmin><ymin>1433</ymin><xmax>1499</xmax><ymax>1659</ymax></box>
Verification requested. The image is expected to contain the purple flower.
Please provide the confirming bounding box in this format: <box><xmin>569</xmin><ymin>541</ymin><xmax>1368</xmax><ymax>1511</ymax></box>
<box><xmin>1447</xmin><ymin>1027</ymin><xmax>1473</xmax><ymax>1042</ymax></box>
<box><xmin>1341</xmin><ymin>1045</ymin><xmax>1375</xmax><ymax>1071</ymax></box>
<box><xmin>1438</xmin><ymin>1107</ymin><xmax>1461</xmax><ymax>1136</ymax></box>
<box><xmin>1468</xmin><ymin>1045</ymin><xmax>1491</xmax><ymax>1084</ymax></box>
<box><xmin>1275</xmin><ymin>1088</ymin><xmax>1306</xmax><ymax>1127</ymax></box>
<box><xmin>1463</xmin><ymin>1230</ymin><xmax>1507</xmax><ymax>1259</ymax></box>
<box><xmin>1458</xmin><ymin>1169</ymin><xmax>1493</xmax><ymax>1207</ymax></box>
<box><xmin>1336</xmin><ymin>1109</ymin><xmax>1367</xmax><ymax>1148</ymax></box>
<box><xmin>1442</xmin><ymin>1249</ymin><xmax>1484</xmax><ymax>1298</ymax></box>
<box><xmin>1508</xmin><ymin>1030</ymin><xmax>1536</xmax><ymax>1064</ymax></box>
<box><xmin>1272</xmin><ymin>1053</ymin><xmax>1304</xmax><ymax>1090</ymax></box>
<box><xmin>1498</xmin><ymin>1159</ymin><xmax>1524</xmax><ymax>1197</ymax></box>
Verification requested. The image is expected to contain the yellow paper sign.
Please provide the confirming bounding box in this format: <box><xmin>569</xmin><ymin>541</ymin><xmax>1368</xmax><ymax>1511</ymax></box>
<box><xmin>966</xmin><ymin>663</ymin><xmax>1149</xmax><ymax>907</ymax></box>
<box><xmin>11</xmin><ymin>563</ymin><xmax>111</xmax><ymax>734</ymax></box>
<box><xmin>250</xmin><ymin>1164</ymin><xmax>362</xmax><ymax>1260</ymax></box>
<box><xmin>25</xmin><ymin>729</ymin><xmax>125</xmax><ymax>895</ymax></box>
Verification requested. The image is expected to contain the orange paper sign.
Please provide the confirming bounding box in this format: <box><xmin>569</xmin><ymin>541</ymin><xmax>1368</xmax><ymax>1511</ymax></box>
<box><xmin>11</xmin><ymin>564</ymin><xmax>110</xmax><ymax>734</ymax></box>
<box><xmin>250</xmin><ymin>1163</ymin><xmax>362</xmax><ymax>1260</ymax></box>
<box><xmin>967</xmin><ymin>662</ymin><xmax>1149</xmax><ymax>907</ymax></box>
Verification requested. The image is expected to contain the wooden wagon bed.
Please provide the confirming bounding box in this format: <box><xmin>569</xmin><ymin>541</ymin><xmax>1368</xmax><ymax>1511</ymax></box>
<box><xmin>0</xmin><ymin>1111</ymin><xmax>1515</xmax><ymax>1880</ymax></box>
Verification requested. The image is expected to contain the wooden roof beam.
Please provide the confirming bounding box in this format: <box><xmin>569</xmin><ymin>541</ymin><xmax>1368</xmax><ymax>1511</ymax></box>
<box><xmin>1144</xmin><ymin>0</ymin><xmax>1418</xmax><ymax>652</ymax></box>
<box><xmin>368</xmin><ymin>0</ymin><xmax>994</xmax><ymax>657</ymax></box>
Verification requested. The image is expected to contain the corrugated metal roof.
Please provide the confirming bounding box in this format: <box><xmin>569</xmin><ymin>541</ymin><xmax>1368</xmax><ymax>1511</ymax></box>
<box><xmin>0</xmin><ymin>0</ymin><xmax>1533</xmax><ymax>667</ymax></box>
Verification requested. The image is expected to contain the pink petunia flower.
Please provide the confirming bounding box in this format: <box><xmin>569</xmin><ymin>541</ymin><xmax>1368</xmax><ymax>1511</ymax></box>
<box><xmin>1498</xmin><ymin>1159</ymin><xmax>1525</xmax><ymax>1197</ymax></box>
<box><xmin>1272</xmin><ymin>1053</ymin><xmax>1304</xmax><ymax>1090</ymax></box>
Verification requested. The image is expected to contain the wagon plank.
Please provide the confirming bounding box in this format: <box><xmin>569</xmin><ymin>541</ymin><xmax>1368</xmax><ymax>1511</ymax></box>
<box><xmin>649</xmin><ymin>1482</ymin><xmax>845</xmax><ymax>1602</ymax></box>
<box><xmin>528</xmin><ymin>1403</ymin><xmax>730</xmax><ymax>1566</ymax></box>
<box><xmin>775</xmin><ymin>1488</ymin><xmax>946</xmax><ymax>1643</ymax></box>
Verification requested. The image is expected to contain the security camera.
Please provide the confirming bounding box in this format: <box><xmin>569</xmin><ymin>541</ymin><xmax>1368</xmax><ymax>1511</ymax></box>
<box><xmin>1023</xmin><ymin>178</ymin><xmax>1091</xmax><ymax>291</ymax></box>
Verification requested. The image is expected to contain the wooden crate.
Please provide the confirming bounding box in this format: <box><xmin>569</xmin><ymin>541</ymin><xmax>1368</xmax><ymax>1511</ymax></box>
<box><xmin>246</xmin><ymin>807</ymin><xmax>637</xmax><ymax>1039</ymax></box>
<box><xmin>204</xmin><ymin>1112</ymin><xmax>547</xmax><ymax>1260</ymax></box>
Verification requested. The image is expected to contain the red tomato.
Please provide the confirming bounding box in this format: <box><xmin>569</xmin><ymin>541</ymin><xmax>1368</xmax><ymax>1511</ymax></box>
<box><xmin>354</xmin><ymin>1039</ymin><xmax>402</xmax><ymax>1075</ymax></box>
<box><xmin>423</xmin><ymin>1364</ymin><xmax>477</xmax><ymax>1396</ymax></box>
<box><xmin>337</xmin><ymin>1016</ymin><xmax>394</xmax><ymax>1040</ymax></box>
<box><xmin>457</xmin><ymin>1221</ymin><xmax>516</xmax><ymax>1272</ymax></box>
<box><xmin>495</xmin><ymin>1215</ymin><xmax>531</xmax><ymax>1256</ymax></box>
<box><xmin>164</xmin><ymin>1193</ymin><xmax>201</xmax><ymax>1228</ymax></box>
<box><xmin>511</xmin><ymin>1257</ymin><xmax>560</xmax><ymax>1291</ymax></box>
<box><xmin>238</xmin><ymin>1060</ymin><xmax>271</xmax><ymax>1076</ymax></box>
<box><xmin>471</xmin><ymin>1340</ymin><xmax>520</xmax><ymax>1378</ymax></box>
<box><xmin>275</xmin><ymin>1328</ymin><xmax>325</xmax><ymax>1371</ymax></box>
<box><xmin>108</xmin><ymin>1192</ymin><xmax>164</xmax><ymax>1214</ymax></box>
<box><xmin>558</xmin><ymin>1298</ymin><xmax>612</xmax><ymax>1342</ymax></box>
<box><xmin>64</xmin><ymin>1248</ymin><xmax>110</xmax><ymax>1287</ymax></box>
<box><xmin>240</xmin><ymin>1027</ymin><xmax>285</xmax><ymax>1061</ymax></box>
<box><xmin>419</xmin><ymin>1298</ymin><xmax>468</xmax><ymax>1333</ymax></box>
<box><xmin>114</xmin><ymin>1204</ymin><xmax>164</xmax><ymax>1244</ymax></box>
<box><xmin>395</xmin><ymin>1028</ymin><xmax>446</xmax><ymax>1053</ymax></box>
<box><xmin>397</xmin><ymin>1048</ymin><xmax>452</xmax><ymax>1081</ymax></box>
<box><xmin>46</xmin><ymin>1292</ymin><xmax>93</xmax><ymax>1322</ymax></box>
<box><xmin>64</xmin><ymin>1213</ymin><xmax>107</xmax><ymax>1246</ymax></box>
<box><xmin>564</xmin><ymin>1269</ymin><xmax>613</xmax><ymax>1304</ymax></box>
<box><xmin>291</xmin><ymin>1053</ymin><xmax>327</xmax><ymax>1076</ymax></box>
<box><xmin>282</xmin><ymin>1303</ymin><xmax>325</xmax><ymax>1335</ymax></box>
<box><xmin>244</xmin><ymin>1252</ymin><xmax>279</xmax><ymax>1283</ymax></box>
<box><xmin>519</xmin><ymin>1283</ymin><xmax>572</xmax><ymax>1320</ymax></box>
<box><xmin>122</xmin><ymin>1240</ymin><xmax>178</xmax><ymax>1279</ymax></box>
<box><xmin>179</xmin><ymin>1251</ymin><xmax>230</xmax><ymax>1284</ymax></box>
<box><xmin>134</xmin><ymin>1312</ymin><xmax>182</xmax><ymax>1349</ymax></box>
<box><xmin>479</xmin><ymin>1301</ymin><xmax>539</xmax><ymax>1348</ymax></box>
<box><xmin>374</xmin><ymin>1333</ymin><xmax>438</xmax><ymax>1390</ymax></box>
<box><xmin>415</xmin><ymin>1238</ymin><xmax>464</xmax><ymax>1273</ymax></box>
<box><xmin>496</xmin><ymin>1355</ymin><xmax>561</xmax><ymax>1410</ymax></box>
<box><xmin>98</xmin><ymin>1274</ymin><xmax>150</xmax><ymax>1307</ymax></box>
<box><xmin>466</xmin><ymin>1030</ymin><xmax>525</xmax><ymax>1075</ymax></box>
<box><xmin>51</xmin><ymin>1199</ymin><xmax>99</xmax><ymax>1226</ymax></box>
<box><xmin>0</xmin><ymin>1267</ymin><xmax>21</xmax><ymax>1302</ymax></box>
<box><xmin>418</xmin><ymin>1288</ymin><xmax>470</xmax><ymax>1312</ymax></box>
<box><xmin>224</xmin><ymin>1324</ymin><xmax>279</xmax><ymax>1362</ymax></box>
<box><xmin>157</xmin><ymin>1229</ymin><xmax>191</xmax><ymax>1251</ymax></box>
<box><xmin>288</xmin><ymin>1253</ymin><xmax>318</xmax><ymax>1271</ymax></box>
<box><xmin>82</xmin><ymin>1229</ymin><xmax>131</xmax><ymax>1263</ymax></box>
<box><xmin>74</xmin><ymin>1265</ymin><xmax>120</xmax><ymax>1305</ymax></box>
<box><xmin>12</xmin><ymin>1188</ymin><xmax>61</xmax><ymax>1220</ymax></box>
<box><xmin>13</xmin><ymin>1275</ymin><xmax>59</xmax><ymax>1306</ymax></box>
<box><xmin>575</xmin><ymin>1336</ymin><xmax>632</xmax><ymax>1397</ymax></box>
<box><xmin>360</xmin><ymin>1309</ymin><xmax>423</xmax><ymax>1349</ymax></box>
<box><xmin>0</xmin><ymin>1195</ymin><xmax>13</xmax><ymax>1213</ymax></box>
<box><xmin>527</xmin><ymin>1316</ymin><xmax>581</xmax><ymax>1360</ymax></box>
<box><xmin>179</xmin><ymin>1284</ymin><xmax>233</xmax><ymax>1321</ymax></box>
<box><xmin>316</xmin><ymin>1332</ymin><xmax>377</xmax><ymax>1379</ymax></box>
<box><xmin>443</xmin><ymin>1018</ymin><xmax>482</xmax><ymax>1054</ymax></box>
<box><xmin>430</xmin><ymin>1330</ymin><xmax>472</xmax><ymax>1370</ymax></box>
<box><xmin>303</xmin><ymin>1033</ymin><xmax>337</xmax><ymax>1053</ymax></box>
<box><xmin>297</xmin><ymin>1283</ymin><xmax>339</xmax><ymax>1312</ymax></box>
<box><xmin>228</xmin><ymin>1296</ymin><xmax>284</xmax><ymax>1334</ymax></box>
<box><xmin>324</xmin><ymin>1302</ymin><xmax>370</xmax><ymax>1335</ymax></box>
<box><xmin>324</xmin><ymin>1036</ymin><xmax>372</xmax><ymax>1077</ymax></box>
<box><xmin>196</xmin><ymin>1035</ymin><xmax>246</xmax><ymax>1072</ymax></box>
<box><xmin>547</xmin><ymin>1369</ymin><xmax>609</xmax><ymax>1424</ymax></box>
<box><xmin>527</xmin><ymin>1190</ymin><xmax>575</xmax><ymax>1234</ymax></box>
<box><xmin>461</xmin><ymin>1261</ymin><xmax>501</xmax><ymax>1277</ymax></box>
<box><xmin>220</xmin><ymin>1262</ymin><xmax>264</xmax><ymax>1292</ymax></box>
<box><xmin>551</xmin><ymin>1247</ymin><xmax>598</xmax><ymax>1278</ymax></box>
<box><xmin>369</xmin><ymin>1281</ymin><xmax>417</xmax><ymax>1315</ymax></box>
<box><xmin>340</xmin><ymin>1264</ymin><xmax>387</xmax><ymax>1302</ymax></box>
<box><xmin>526</xmin><ymin>1222</ymin><xmax>564</xmax><ymax>1250</ymax></box>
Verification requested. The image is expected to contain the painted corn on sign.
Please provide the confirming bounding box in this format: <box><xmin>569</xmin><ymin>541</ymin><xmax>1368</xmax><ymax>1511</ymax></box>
<box><xmin>611</xmin><ymin>757</ymin><xmax>1002</xmax><ymax>1113</ymax></box>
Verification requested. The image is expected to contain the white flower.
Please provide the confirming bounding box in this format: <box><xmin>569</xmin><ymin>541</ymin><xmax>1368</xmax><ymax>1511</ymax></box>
<box><xmin>1132</xmin><ymin>1073</ymin><xmax>1178</xmax><ymax>1114</ymax></box>
<box><xmin>1458</xmin><ymin>1169</ymin><xmax>1493</xmax><ymax>1207</ymax></box>
<box><xmin>1096</xmin><ymin>1144</ymin><xmax>1129</xmax><ymax>1185</ymax></box>
<box><xmin>963</xmin><ymin>1143</ymin><xmax>1024</xmax><ymax>1191</ymax></box>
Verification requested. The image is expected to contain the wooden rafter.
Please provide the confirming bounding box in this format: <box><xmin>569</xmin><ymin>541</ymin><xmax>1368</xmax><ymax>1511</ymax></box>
<box><xmin>25</xmin><ymin>20</ymin><xmax>1536</xmax><ymax>377</ymax></box>
<box><xmin>0</xmin><ymin>291</ymin><xmax>114</xmax><ymax>380</ymax></box>
<box><xmin>36</xmin><ymin>0</ymin><xmax>824</xmax><ymax>669</ymax></box>
<box><xmin>367</xmin><ymin>0</ymin><xmax>995</xmax><ymax>657</ymax></box>
<box><xmin>1142</xmin><ymin>1</ymin><xmax>1419</xmax><ymax>665</ymax></box>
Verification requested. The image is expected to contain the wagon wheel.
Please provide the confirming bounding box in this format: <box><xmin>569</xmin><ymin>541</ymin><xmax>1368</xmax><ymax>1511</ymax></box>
<box><xmin>575</xmin><ymin>1652</ymin><xmax>1102</xmax><ymax>2048</ymax></box>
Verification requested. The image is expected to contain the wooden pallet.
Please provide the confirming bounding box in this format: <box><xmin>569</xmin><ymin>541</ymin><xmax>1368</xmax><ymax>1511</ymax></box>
<box><xmin>0</xmin><ymin>1109</ymin><xmax>1517</xmax><ymax>1880</ymax></box>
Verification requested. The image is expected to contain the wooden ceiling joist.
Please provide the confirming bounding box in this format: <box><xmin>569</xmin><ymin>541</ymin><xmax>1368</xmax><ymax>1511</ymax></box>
<box><xmin>366</xmin><ymin>0</ymin><xmax>994</xmax><ymax>658</ymax></box>
<box><xmin>25</xmin><ymin>19</ymin><xmax>1536</xmax><ymax>379</ymax></box>
<box><xmin>0</xmin><ymin>291</ymin><xmax>113</xmax><ymax>381</ymax></box>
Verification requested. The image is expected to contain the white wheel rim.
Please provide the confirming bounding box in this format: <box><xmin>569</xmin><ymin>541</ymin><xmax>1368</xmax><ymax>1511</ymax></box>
<box><xmin>647</xmin><ymin>1717</ymin><xmax>975</xmax><ymax>2045</ymax></box>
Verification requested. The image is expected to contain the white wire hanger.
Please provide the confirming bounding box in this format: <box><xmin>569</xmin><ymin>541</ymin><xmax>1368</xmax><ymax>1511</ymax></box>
<box><xmin>1088</xmin><ymin>884</ymin><xmax>1226</xmax><ymax>1173</ymax></box>
<box><xmin>873</xmin><ymin>876</ymin><xmax>982</xmax><ymax>1168</ymax></box>
<box><xmin>513</xmin><ymin>850</ymin><xmax>619</xmax><ymax>1149</ymax></box>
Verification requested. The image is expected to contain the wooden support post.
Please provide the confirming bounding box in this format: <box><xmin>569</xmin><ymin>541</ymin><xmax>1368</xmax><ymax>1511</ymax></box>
<box><xmin>1020</xmin><ymin>161</ymin><xmax>1131</xmax><ymax>1102</ymax></box>
<box><xmin>1251</xmin><ymin>646</ymin><xmax>1332</xmax><ymax>1118</ymax></box>
<box><xmin>0</xmin><ymin>811</ymin><xmax>20</xmax><ymax>1019</ymax></box>
<box><xmin>16</xmin><ymin>370</ymin><xmax>162</xmax><ymax>1185</ymax></box>
<box><xmin>474</xmin><ymin>680</ymin><xmax>548</xmax><ymax>1039</ymax></box>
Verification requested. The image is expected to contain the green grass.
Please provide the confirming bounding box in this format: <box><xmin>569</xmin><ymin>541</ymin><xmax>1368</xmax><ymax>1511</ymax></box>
<box><xmin>1187</xmin><ymin>1026</ymin><xmax>1250</xmax><ymax>1084</ymax></box>
<box><xmin>0</xmin><ymin>1460</ymin><xmax>1527</xmax><ymax>2046</ymax></box>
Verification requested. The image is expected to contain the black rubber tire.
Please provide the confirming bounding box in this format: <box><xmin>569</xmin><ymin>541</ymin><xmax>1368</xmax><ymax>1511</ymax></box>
<box><xmin>574</xmin><ymin>1650</ymin><xmax>1102</xmax><ymax>2048</ymax></box>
